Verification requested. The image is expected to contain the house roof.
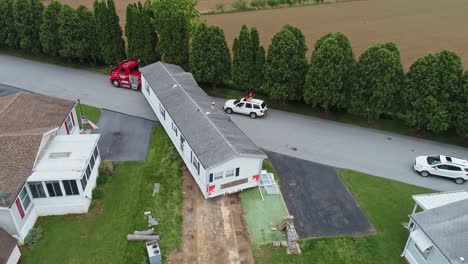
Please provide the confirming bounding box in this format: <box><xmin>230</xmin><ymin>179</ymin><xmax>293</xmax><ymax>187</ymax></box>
<box><xmin>0</xmin><ymin>227</ymin><xmax>18</xmax><ymax>264</ymax></box>
<box><xmin>412</xmin><ymin>190</ymin><xmax>468</xmax><ymax>210</ymax></box>
<box><xmin>0</xmin><ymin>92</ymin><xmax>76</xmax><ymax>208</ymax></box>
<box><xmin>411</xmin><ymin>199</ymin><xmax>468</xmax><ymax>264</ymax></box>
<box><xmin>141</xmin><ymin>62</ymin><xmax>266</xmax><ymax>169</ymax></box>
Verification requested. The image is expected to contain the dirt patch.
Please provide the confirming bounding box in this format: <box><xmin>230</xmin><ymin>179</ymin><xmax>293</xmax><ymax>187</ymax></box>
<box><xmin>168</xmin><ymin>168</ymin><xmax>254</xmax><ymax>264</ymax></box>
<box><xmin>204</xmin><ymin>0</ymin><xmax>468</xmax><ymax>68</ymax></box>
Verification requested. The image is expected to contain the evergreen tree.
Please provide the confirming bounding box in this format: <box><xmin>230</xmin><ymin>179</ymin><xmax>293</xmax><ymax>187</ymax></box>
<box><xmin>278</xmin><ymin>24</ymin><xmax>308</xmax><ymax>100</ymax></box>
<box><xmin>94</xmin><ymin>0</ymin><xmax>125</xmax><ymax>65</ymax></box>
<box><xmin>304</xmin><ymin>37</ymin><xmax>345</xmax><ymax>112</ymax></box>
<box><xmin>252</xmin><ymin>45</ymin><xmax>266</xmax><ymax>92</ymax></box>
<box><xmin>152</xmin><ymin>0</ymin><xmax>198</xmax><ymax>70</ymax></box>
<box><xmin>58</xmin><ymin>5</ymin><xmax>80</xmax><ymax>60</ymax></box>
<box><xmin>0</xmin><ymin>0</ymin><xmax>17</xmax><ymax>47</ymax></box>
<box><xmin>14</xmin><ymin>0</ymin><xmax>43</xmax><ymax>52</ymax></box>
<box><xmin>126</xmin><ymin>2</ymin><xmax>158</xmax><ymax>65</ymax></box>
<box><xmin>250</xmin><ymin>27</ymin><xmax>260</xmax><ymax>62</ymax></box>
<box><xmin>401</xmin><ymin>51</ymin><xmax>463</xmax><ymax>133</ymax></box>
<box><xmin>76</xmin><ymin>6</ymin><xmax>100</xmax><ymax>63</ymax></box>
<box><xmin>263</xmin><ymin>26</ymin><xmax>306</xmax><ymax>102</ymax></box>
<box><xmin>232</xmin><ymin>25</ymin><xmax>253</xmax><ymax>89</ymax></box>
<box><xmin>454</xmin><ymin>72</ymin><xmax>468</xmax><ymax>137</ymax></box>
<box><xmin>40</xmin><ymin>1</ymin><xmax>62</xmax><ymax>56</ymax></box>
<box><xmin>350</xmin><ymin>43</ymin><xmax>404</xmax><ymax>120</ymax></box>
<box><xmin>189</xmin><ymin>23</ymin><xmax>231</xmax><ymax>88</ymax></box>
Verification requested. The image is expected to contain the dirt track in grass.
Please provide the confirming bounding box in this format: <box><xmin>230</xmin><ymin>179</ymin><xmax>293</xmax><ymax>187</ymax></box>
<box><xmin>168</xmin><ymin>168</ymin><xmax>254</xmax><ymax>264</ymax></box>
<box><xmin>204</xmin><ymin>0</ymin><xmax>468</xmax><ymax>68</ymax></box>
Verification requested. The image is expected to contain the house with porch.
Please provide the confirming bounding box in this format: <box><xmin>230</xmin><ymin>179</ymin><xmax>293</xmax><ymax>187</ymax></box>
<box><xmin>140</xmin><ymin>62</ymin><xmax>267</xmax><ymax>198</ymax></box>
<box><xmin>0</xmin><ymin>92</ymin><xmax>100</xmax><ymax>243</ymax></box>
<box><xmin>402</xmin><ymin>191</ymin><xmax>468</xmax><ymax>264</ymax></box>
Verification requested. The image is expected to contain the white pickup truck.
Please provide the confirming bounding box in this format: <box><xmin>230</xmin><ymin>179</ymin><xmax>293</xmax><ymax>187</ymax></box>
<box><xmin>223</xmin><ymin>98</ymin><xmax>267</xmax><ymax>119</ymax></box>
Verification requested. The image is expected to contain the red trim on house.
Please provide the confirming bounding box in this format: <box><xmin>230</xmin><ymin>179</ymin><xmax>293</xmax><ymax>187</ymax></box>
<box><xmin>70</xmin><ymin>111</ymin><xmax>75</xmax><ymax>126</ymax></box>
<box><xmin>15</xmin><ymin>198</ymin><xmax>25</xmax><ymax>219</ymax></box>
<box><xmin>252</xmin><ymin>175</ymin><xmax>259</xmax><ymax>181</ymax></box>
<box><xmin>64</xmin><ymin>120</ymin><xmax>69</xmax><ymax>134</ymax></box>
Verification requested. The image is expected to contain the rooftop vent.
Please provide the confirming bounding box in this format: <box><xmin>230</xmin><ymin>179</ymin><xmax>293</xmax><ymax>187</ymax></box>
<box><xmin>49</xmin><ymin>152</ymin><xmax>71</xmax><ymax>159</ymax></box>
<box><xmin>206</xmin><ymin>112</ymin><xmax>211</xmax><ymax>116</ymax></box>
<box><xmin>172</xmin><ymin>84</ymin><xmax>178</xmax><ymax>89</ymax></box>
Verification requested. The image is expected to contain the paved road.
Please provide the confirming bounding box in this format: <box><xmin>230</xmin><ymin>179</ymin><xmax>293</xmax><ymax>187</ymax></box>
<box><xmin>94</xmin><ymin>109</ymin><xmax>158</xmax><ymax>161</ymax></box>
<box><xmin>267</xmin><ymin>151</ymin><xmax>374</xmax><ymax>238</ymax></box>
<box><xmin>1</xmin><ymin>54</ymin><xmax>468</xmax><ymax>191</ymax></box>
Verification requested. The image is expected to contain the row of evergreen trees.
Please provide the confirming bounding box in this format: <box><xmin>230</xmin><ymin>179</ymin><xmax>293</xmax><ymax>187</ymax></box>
<box><xmin>0</xmin><ymin>0</ymin><xmax>466</xmax><ymax>137</ymax></box>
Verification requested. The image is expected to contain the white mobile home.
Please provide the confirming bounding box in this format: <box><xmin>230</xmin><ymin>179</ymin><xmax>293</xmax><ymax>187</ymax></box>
<box><xmin>141</xmin><ymin>62</ymin><xmax>266</xmax><ymax>198</ymax></box>
<box><xmin>402</xmin><ymin>191</ymin><xmax>468</xmax><ymax>264</ymax></box>
<box><xmin>0</xmin><ymin>93</ymin><xmax>100</xmax><ymax>243</ymax></box>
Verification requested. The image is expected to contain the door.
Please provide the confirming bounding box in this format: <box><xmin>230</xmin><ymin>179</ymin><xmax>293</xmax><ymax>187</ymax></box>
<box><xmin>433</xmin><ymin>165</ymin><xmax>459</xmax><ymax>178</ymax></box>
<box><xmin>244</xmin><ymin>103</ymin><xmax>253</xmax><ymax>115</ymax></box>
<box><xmin>234</xmin><ymin>102</ymin><xmax>245</xmax><ymax>114</ymax></box>
<box><xmin>119</xmin><ymin>67</ymin><xmax>130</xmax><ymax>87</ymax></box>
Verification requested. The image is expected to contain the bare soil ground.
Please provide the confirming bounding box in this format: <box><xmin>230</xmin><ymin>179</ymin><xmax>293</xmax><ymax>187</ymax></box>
<box><xmin>205</xmin><ymin>0</ymin><xmax>468</xmax><ymax>68</ymax></box>
<box><xmin>168</xmin><ymin>168</ymin><xmax>254</xmax><ymax>264</ymax></box>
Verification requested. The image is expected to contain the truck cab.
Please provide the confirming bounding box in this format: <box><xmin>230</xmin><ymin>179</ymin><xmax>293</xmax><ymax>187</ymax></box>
<box><xmin>109</xmin><ymin>59</ymin><xmax>141</xmax><ymax>90</ymax></box>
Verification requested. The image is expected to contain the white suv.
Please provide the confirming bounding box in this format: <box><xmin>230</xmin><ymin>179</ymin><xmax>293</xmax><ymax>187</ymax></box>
<box><xmin>224</xmin><ymin>98</ymin><xmax>267</xmax><ymax>119</ymax></box>
<box><xmin>413</xmin><ymin>155</ymin><xmax>468</xmax><ymax>184</ymax></box>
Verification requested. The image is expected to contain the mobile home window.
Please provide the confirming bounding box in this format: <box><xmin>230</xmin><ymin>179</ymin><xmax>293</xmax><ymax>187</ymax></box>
<box><xmin>159</xmin><ymin>103</ymin><xmax>166</xmax><ymax>120</ymax></box>
<box><xmin>19</xmin><ymin>187</ymin><xmax>31</xmax><ymax>211</ymax></box>
<box><xmin>93</xmin><ymin>146</ymin><xmax>99</xmax><ymax>160</ymax></box>
<box><xmin>46</xmin><ymin>181</ymin><xmax>63</xmax><ymax>197</ymax></box>
<box><xmin>172</xmin><ymin>122</ymin><xmax>178</xmax><ymax>136</ymax></box>
<box><xmin>192</xmin><ymin>156</ymin><xmax>200</xmax><ymax>175</ymax></box>
<box><xmin>225</xmin><ymin>169</ymin><xmax>235</xmax><ymax>178</ymax></box>
<box><xmin>213</xmin><ymin>171</ymin><xmax>223</xmax><ymax>180</ymax></box>
<box><xmin>28</xmin><ymin>182</ymin><xmax>46</xmax><ymax>198</ymax></box>
<box><xmin>90</xmin><ymin>154</ymin><xmax>96</xmax><ymax>169</ymax></box>
<box><xmin>63</xmin><ymin>180</ymin><xmax>80</xmax><ymax>196</ymax></box>
<box><xmin>65</xmin><ymin>114</ymin><xmax>74</xmax><ymax>131</ymax></box>
<box><xmin>235</xmin><ymin>168</ymin><xmax>240</xmax><ymax>177</ymax></box>
<box><xmin>81</xmin><ymin>174</ymin><xmax>88</xmax><ymax>191</ymax></box>
<box><xmin>86</xmin><ymin>164</ymin><xmax>92</xmax><ymax>180</ymax></box>
<box><xmin>180</xmin><ymin>135</ymin><xmax>185</xmax><ymax>152</ymax></box>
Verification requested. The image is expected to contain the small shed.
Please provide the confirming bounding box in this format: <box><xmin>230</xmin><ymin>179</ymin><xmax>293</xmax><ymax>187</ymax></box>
<box><xmin>0</xmin><ymin>227</ymin><xmax>20</xmax><ymax>264</ymax></box>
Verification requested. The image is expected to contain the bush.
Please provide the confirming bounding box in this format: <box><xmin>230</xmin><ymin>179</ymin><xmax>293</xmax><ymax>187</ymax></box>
<box><xmin>215</xmin><ymin>3</ymin><xmax>224</xmax><ymax>12</ymax></box>
<box><xmin>97</xmin><ymin>175</ymin><xmax>108</xmax><ymax>185</ymax></box>
<box><xmin>99</xmin><ymin>160</ymin><xmax>114</xmax><ymax>176</ymax></box>
<box><xmin>250</xmin><ymin>0</ymin><xmax>267</xmax><ymax>8</ymax></box>
<box><xmin>24</xmin><ymin>227</ymin><xmax>43</xmax><ymax>245</ymax></box>
<box><xmin>267</xmin><ymin>0</ymin><xmax>279</xmax><ymax>7</ymax></box>
<box><xmin>232</xmin><ymin>0</ymin><xmax>248</xmax><ymax>10</ymax></box>
<box><xmin>92</xmin><ymin>188</ymin><xmax>104</xmax><ymax>199</ymax></box>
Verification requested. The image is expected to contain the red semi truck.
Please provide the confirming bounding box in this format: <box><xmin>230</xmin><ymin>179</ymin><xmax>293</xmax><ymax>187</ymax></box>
<box><xmin>109</xmin><ymin>59</ymin><xmax>142</xmax><ymax>90</ymax></box>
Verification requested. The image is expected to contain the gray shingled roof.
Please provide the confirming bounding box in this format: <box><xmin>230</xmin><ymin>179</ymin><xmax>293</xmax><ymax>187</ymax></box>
<box><xmin>141</xmin><ymin>62</ymin><xmax>266</xmax><ymax>169</ymax></box>
<box><xmin>411</xmin><ymin>199</ymin><xmax>468</xmax><ymax>264</ymax></box>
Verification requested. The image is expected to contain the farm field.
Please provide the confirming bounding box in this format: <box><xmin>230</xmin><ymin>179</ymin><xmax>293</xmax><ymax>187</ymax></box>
<box><xmin>204</xmin><ymin>0</ymin><xmax>468</xmax><ymax>68</ymax></box>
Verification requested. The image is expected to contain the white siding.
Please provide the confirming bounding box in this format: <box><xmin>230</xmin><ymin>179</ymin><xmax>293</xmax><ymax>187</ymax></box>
<box><xmin>57</xmin><ymin>106</ymin><xmax>79</xmax><ymax>135</ymax></box>
<box><xmin>6</xmin><ymin>245</ymin><xmax>21</xmax><ymax>264</ymax></box>
<box><xmin>0</xmin><ymin>208</ymin><xmax>18</xmax><ymax>238</ymax></box>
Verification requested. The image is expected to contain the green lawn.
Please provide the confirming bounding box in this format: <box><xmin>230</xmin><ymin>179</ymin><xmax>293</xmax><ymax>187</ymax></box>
<box><xmin>22</xmin><ymin>126</ymin><xmax>183</xmax><ymax>264</ymax></box>
<box><xmin>253</xmin><ymin>170</ymin><xmax>433</xmax><ymax>264</ymax></box>
<box><xmin>204</xmin><ymin>86</ymin><xmax>467</xmax><ymax>147</ymax></box>
<box><xmin>0</xmin><ymin>48</ymin><xmax>109</xmax><ymax>74</ymax></box>
<box><xmin>76</xmin><ymin>104</ymin><xmax>101</xmax><ymax>128</ymax></box>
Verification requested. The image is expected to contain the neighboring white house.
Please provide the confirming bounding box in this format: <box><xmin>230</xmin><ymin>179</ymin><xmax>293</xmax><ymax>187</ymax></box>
<box><xmin>402</xmin><ymin>191</ymin><xmax>468</xmax><ymax>264</ymax></box>
<box><xmin>140</xmin><ymin>62</ymin><xmax>267</xmax><ymax>198</ymax></box>
<box><xmin>0</xmin><ymin>93</ymin><xmax>101</xmax><ymax>243</ymax></box>
<box><xmin>0</xmin><ymin>227</ymin><xmax>20</xmax><ymax>264</ymax></box>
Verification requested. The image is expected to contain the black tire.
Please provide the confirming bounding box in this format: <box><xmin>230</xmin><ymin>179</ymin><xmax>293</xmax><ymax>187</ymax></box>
<box><xmin>455</xmin><ymin>178</ymin><xmax>465</xmax><ymax>184</ymax></box>
<box><xmin>250</xmin><ymin>112</ymin><xmax>257</xmax><ymax>119</ymax></box>
<box><xmin>112</xmin><ymin>80</ymin><xmax>120</xmax><ymax>87</ymax></box>
<box><xmin>420</xmin><ymin>171</ymin><xmax>429</xmax><ymax>177</ymax></box>
<box><xmin>225</xmin><ymin>108</ymin><xmax>233</xmax><ymax>114</ymax></box>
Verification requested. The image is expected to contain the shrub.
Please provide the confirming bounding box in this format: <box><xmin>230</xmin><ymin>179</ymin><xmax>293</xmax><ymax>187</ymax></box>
<box><xmin>267</xmin><ymin>0</ymin><xmax>279</xmax><ymax>7</ymax></box>
<box><xmin>24</xmin><ymin>227</ymin><xmax>44</xmax><ymax>246</ymax></box>
<box><xmin>215</xmin><ymin>3</ymin><xmax>224</xmax><ymax>12</ymax></box>
<box><xmin>232</xmin><ymin>0</ymin><xmax>248</xmax><ymax>10</ymax></box>
<box><xmin>97</xmin><ymin>175</ymin><xmax>108</xmax><ymax>185</ymax></box>
<box><xmin>250</xmin><ymin>0</ymin><xmax>267</xmax><ymax>8</ymax></box>
<box><xmin>92</xmin><ymin>188</ymin><xmax>104</xmax><ymax>199</ymax></box>
<box><xmin>99</xmin><ymin>160</ymin><xmax>114</xmax><ymax>176</ymax></box>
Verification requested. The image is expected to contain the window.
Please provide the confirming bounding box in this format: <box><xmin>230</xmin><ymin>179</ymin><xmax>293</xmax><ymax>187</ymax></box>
<box><xmin>465</xmin><ymin>168</ymin><xmax>468</xmax><ymax>173</ymax></box>
<box><xmin>172</xmin><ymin>122</ymin><xmax>178</xmax><ymax>136</ymax></box>
<box><xmin>192</xmin><ymin>155</ymin><xmax>200</xmax><ymax>175</ymax></box>
<box><xmin>19</xmin><ymin>187</ymin><xmax>31</xmax><ymax>211</ymax></box>
<box><xmin>253</xmin><ymin>104</ymin><xmax>260</xmax><ymax>109</ymax></box>
<box><xmin>225</xmin><ymin>169</ymin><xmax>235</xmax><ymax>178</ymax></box>
<box><xmin>90</xmin><ymin>153</ymin><xmax>96</xmax><ymax>169</ymax></box>
<box><xmin>261</xmin><ymin>102</ymin><xmax>266</xmax><ymax>109</ymax></box>
<box><xmin>49</xmin><ymin>152</ymin><xmax>71</xmax><ymax>159</ymax></box>
<box><xmin>236</xmin><ymin>103</ymin><xmax>244</xmax><ymax>107</ymax></box>
<box><xmin>236</xmin><ymin>168</ymin><xmax>240</xmax><ymax>177</ymax></box>
<box><xmin>245</xmin><ymin>103</ymin><xmax>252</xmax><ymax>109</ymax></box>
<box><xmin>81</xmin><ymin>174</ymin><xmax>88</xmax><ymax>191</ymax></box>
<box><xmin>63</xmin><ymin>180</ymin><xmax>80</xmax><ymax>196</ymax></box>
<box><xmin>213</xmin><ymin>171</ymin><xmax>223</xmax><ymax>180</ymax></box>
<box><xmin>180</xmin><ymin>135</ymin><xmax>185</xmax><ymax>152</ymax></box>
<box><xmin>129</xmin><ymin>67</ymin><xmax>134</xmax><ymax>73</ymax></box>
<box><xmin>120</xmin><ymin>68</ymin><xmax>125</xmax><ymax>74</ymax></box>
<box><xmin>28</xmin><ymin>182</ymin><xmax>46</xmax><ymax>198</ymax></box>
<box><xmin>446</xmin><ymin>165</ymin><xmax>462</xmax><ymax>171</ymax></box>
<box><xmin>46</xmin><ymin>181</ymin><xmax>63</xmax><ymax>197</ymax></box>
<box><xmin>65</xmin><ymin>114</ymin><xmax>74</xmax><ymax>132</ymax></box>
<box><xmin>93</xmin><ymin>146</ymin><xmax>99</xmax><ymax>160</ymax></box>
<box><xmin>446</xmin><ymin>157</ymin><xmax>452</xmax><ymax>162</ymax></box>
<box><xmin>209</xmin><ymin>173</ymin><xmax>213</xmax><ymax>183</ymax></box>
<box><xmin>414</xmin><ymin>243</ymin><xmax>432</xmax><ymax>260</ymax></box>
<box><xmin>427</xmin><ymin>156</ymin><xmax>441</xmax><ymax>165</ymax></box>
<box><xmin>436</xmin><ymin>165</ymin><xmax>450</xmax><ymax>170</ymax></box>
<box><xmin>234</xmin><ymin>99</ymin><xmax>240</xmax><ymax>105</ymax></box>
<box><xmin>86</xmin><ymin>164</ymin><xmax>91</xmax><ymax>180</ymax></box>
<box><xmin>159</xmin><ymin>103</ymin><xmax>166</xmax><ymax>120</ymax></box>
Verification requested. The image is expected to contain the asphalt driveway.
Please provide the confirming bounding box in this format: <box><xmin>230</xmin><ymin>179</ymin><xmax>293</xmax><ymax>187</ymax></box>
<box><xmin>94</xmin><ymin>109</ymin><xmax>158</xmax><ymax>161</ymax></box>
<box><xmin>267</xmin><ymin>151</ymin><xmax>374</xmax><ymax>238</ymax></box>
<box><xmin>0</xmin><ymin>83</ymin><xmax>25</xmax><ymax>96</ymax></box>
